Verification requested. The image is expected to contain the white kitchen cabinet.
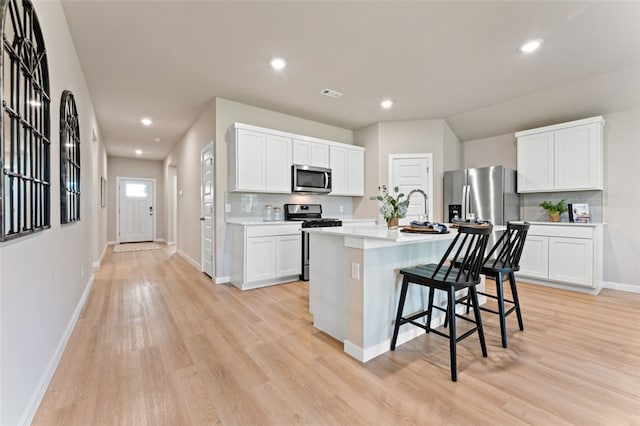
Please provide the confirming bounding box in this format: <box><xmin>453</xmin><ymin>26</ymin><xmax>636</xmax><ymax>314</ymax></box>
<box><xmin>228</xmin><ymin>222</ymin><xmax>302</xmax><ymax>290</ymax></box>
<box><xmin>293</xmin><ymin>139</ymin><xmax>330</xmax><ymax>168</ymax></box>
<box><xmin>229</xmin><ymin>126</ymin><xmax>292</xmax><ymax>193</ymax></box>
<box><xmin>548</xmin><ymin>236</ymin><xmax>593</xmax><ymax>287</ymax></box>
<box><xmin>275</xmin><ymin>235</ymin><xmax>302</xmax><ymax>276</ymax></box>
<box><xmin>517</xmin><ymin>223</ymin><xmax>603</xmax><ymax>292</ymax></box>
<box><xmin>246</xmin><ymin>236</ymin><xmax>276</xmax><ymax>282</ymax></box>
<box><xmin>518</xmin><ymin>235</ymin><xmax>549</xmax><ymax>279</ymax></box>
<box><xmin>330</xmin><ymin>145</ymin><xmax>365</xmax><ymax>196</ymax></box>
<box><xmin>516</xmin><ymin>116</ymin><xmax>604</xmax><ymax>193</ymax></box>
<box><xmin>516</xmin><ymin>132</ymin><xmax>554</xmax><ymax>192</ymax></box>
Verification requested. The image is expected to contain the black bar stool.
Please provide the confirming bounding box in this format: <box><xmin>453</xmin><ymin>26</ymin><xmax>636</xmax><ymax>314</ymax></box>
<box><xmin>470</xmin><ymin>221</ymin><xmax>530</xmax><ymax>348</ymax></box>
<box><xmin>390</xmin><ymin>224</ymin><xmax>493</xmax><ymax>382</ymax></box>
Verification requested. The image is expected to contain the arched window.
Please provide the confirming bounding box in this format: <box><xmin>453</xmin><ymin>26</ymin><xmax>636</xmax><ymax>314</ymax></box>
<box><xmin>60</xmin><ymin>90</ymin><xmax>80</xmax><ymax>224</ymax></box>
<box><xmin>1</xmin><ymin>0</ymin><xmax>51</xmax><ymax>240</ymax></box>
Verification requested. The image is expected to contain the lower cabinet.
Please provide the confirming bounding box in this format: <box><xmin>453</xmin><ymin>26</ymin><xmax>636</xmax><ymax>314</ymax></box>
<box><xmin>517</xmin><ymin>224</ymin><xmax>602</xmax><ymax>291</ymax></box>
<box><xmin>229</xmin><ymin>223</ymin><xmax>302</xmax><ymax>290</ymax></box>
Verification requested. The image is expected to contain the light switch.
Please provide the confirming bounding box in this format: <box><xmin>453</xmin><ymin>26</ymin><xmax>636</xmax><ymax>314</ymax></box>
<box><xmin>351</xmin><ymin>262</ymin><xmax>360</xmax><ymax>280</ymax></box>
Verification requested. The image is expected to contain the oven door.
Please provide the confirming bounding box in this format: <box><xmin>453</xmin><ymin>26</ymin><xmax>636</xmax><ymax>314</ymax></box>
<box><xmin>292</xmin><ymin>165</ymin><xmax>332</xmax><ymax>194</ymax></box>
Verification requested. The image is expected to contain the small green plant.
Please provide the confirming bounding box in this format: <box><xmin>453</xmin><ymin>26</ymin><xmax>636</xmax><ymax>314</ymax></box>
<box><xmin>539</xmin><ymin>199</ymin><xmax>568</xmax><ymax>214</ymax></box>
<box><xmin>370</xmin><ymin>185</ymin><xmax>410</xmax><ymax>220</ymax></box>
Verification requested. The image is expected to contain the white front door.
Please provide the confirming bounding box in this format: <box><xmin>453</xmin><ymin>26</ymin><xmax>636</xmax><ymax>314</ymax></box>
<box><xmin>118</xmin><ymin>178</ymin><xmax>154</xmax><ymax>243</ymax></box>
<box><xmin>389</xmin><ymin>154</ymin><xmax>433</xmax><ymax>226</ymax></box>
<box><xmin>201</xmin><ymin>143</ymin><xmax>214</xmax><ymax>278</ymax></box>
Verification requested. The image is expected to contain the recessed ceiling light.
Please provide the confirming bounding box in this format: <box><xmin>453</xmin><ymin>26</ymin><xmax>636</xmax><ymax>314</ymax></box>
<box><xmin>381</xmin><ymin>99</ymin><xmax>393</xmax><ymax>109</ymax></box>
<box><xmin>135</xmin><ymin>149</ymin><xmax>143</xmax><ymax>155</ymax></box>
<box><xmin>270</xmin><ymin>57</ymin><xmax>287</xmax><ymax>70</ymax></box>
<box><xmin>140</xmin><ymin>118</ymin><xmax>153</xmax><ymax>126</ymax></box>
<box><xmin>154</xmin><ymin>137</ymin><xmax>160</xmax><ymax>142</ymax></box>
<box><xmin>520</xmin><ymin>39</ymin><xmax>543</xmax><ymax>53</ymax></box>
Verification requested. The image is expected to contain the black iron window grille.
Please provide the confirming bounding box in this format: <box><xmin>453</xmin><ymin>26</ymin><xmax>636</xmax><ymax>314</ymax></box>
<box><xmin>1</xmin><ymin>0</ymin><xmax>51</xmax><ymax>241</ymax></box>
<box><xmin>59</xmin><ymin>90</ymin><xmax>80</xmax><ymax>224</ymax></box>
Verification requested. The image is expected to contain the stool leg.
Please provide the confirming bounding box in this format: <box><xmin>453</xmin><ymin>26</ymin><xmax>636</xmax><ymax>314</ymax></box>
<box><xmin>448</xmin><ymin>286</ymin><xmax>457</xmax><ymax>382</ymax></box>
<box><xmin>391</xmin><ymin>278</ymin><xmax>410</xmax><ymax>350</ymax></box>
<box><xmin>509</xmin><ymin>272</ymin><xmax>524</xmax><ymax>331</ymax></box>
<box><xmin>495</xmin><ymin>272</ymin><xmax>508</xmax><ymax>348</ymax></box>
<box><xmin>469</xmin><ymin>285</ymin><xmax>488</xmax><ymax>357</ymax></box>
<box><xmin>426</xmin><ymin>287</ymin><xmax>435</xmax><ymax>333</ymax></box>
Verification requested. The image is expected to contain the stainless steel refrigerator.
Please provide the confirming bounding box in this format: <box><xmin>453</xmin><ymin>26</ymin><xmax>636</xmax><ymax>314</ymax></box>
<box><xmin>443</xmin><ymin>166</ymin><xmax>519</xmax><ymax>225</ymax></box>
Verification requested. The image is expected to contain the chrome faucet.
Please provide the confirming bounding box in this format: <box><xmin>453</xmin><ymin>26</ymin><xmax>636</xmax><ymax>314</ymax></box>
<box><xmin>408</xmin><ymin>189</ymin><xmax>429</xmax><ymax>222</ymax></box>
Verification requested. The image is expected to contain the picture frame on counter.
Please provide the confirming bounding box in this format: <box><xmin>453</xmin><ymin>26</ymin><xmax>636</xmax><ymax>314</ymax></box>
<box><xmin>569</xmin><ymin>203</ymin><xmax>590</xmax><ymax>223</ymax></box>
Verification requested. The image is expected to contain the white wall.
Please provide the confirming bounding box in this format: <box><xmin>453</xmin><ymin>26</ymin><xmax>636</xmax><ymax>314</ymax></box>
<box><xmin>0</xmin><ymin>1</ymin><xmax>107</xmax><ymax>424</ymax></box>
<box><xmin>602</xmin><ymin>109</ymin><xmax>640</xmax><ymax>288</ymax></box>
<box><xmin>355</xmin><ymin>119</ymin><xmax>457</xmax><ymax>223</ymax></box>
<box><xmin>462</xmin><ymin>132</ymin><xmax>517</xmax><ymax>170</ymax></box>
<box><xmin>164</xmin><ymin>102</ymin><xmax>216</xmax><ymax>269</ymax></box>
<box><xmin>107</xmin><ymin>157</ymin><xmax>165</xmax><ymax>242</ymax></box>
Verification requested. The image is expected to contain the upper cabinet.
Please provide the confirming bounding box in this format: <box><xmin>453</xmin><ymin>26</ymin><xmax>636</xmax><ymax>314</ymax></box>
<box><xmin>229</xmin><ymin>122</ymin><xmax>365</xmax><ymax>196</ymax></box>
<box><xmin>293</xmin><ymin>139</ymin><xmax>329</xmax><ymax>168</ymax></box>
<box><xmin>516</xmin><ymin>116</ymin><xmax>604</xmax><ymax>193</ymax></box>
<box><xmin>229</xmin><ymin>126</ymin><xmax>292</xmax><ymax>193</ymax></box>
<box><xmin>330</xmin><ymin>145</ymin><xmax>365</xmax><ymax>196</ymax></box>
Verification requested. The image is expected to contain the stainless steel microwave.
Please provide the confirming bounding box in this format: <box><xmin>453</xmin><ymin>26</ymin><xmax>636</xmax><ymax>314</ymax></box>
<box><xmin>292</xmin><ymin>164</ymin><xmax>332</xmax><ymax>194</ymax></box>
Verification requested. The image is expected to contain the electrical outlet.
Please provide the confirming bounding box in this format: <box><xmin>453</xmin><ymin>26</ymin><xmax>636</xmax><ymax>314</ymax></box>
<box><xmin>339</xmin><ymin>205</ymin><xmax>344</xmax><ymax>213</ymax></box>
<box><xmin>351</xmin><ymin>262</ymin><xmax>360</xmax><ymax>280</ymax></box>
<box><xmin>245</xmin><ymin>204</ymin><xmax>251</xmax><ymax>213</ymax></box>
<box><xmin>225</xmin><ymin>203</ymin><xmax>231</xmax><ymax>213</ymax></box>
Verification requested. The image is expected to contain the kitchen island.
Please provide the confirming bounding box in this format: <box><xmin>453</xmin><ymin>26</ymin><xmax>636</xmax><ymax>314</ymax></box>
<box><xmin>305</xmin><ymin>224</ymin><xmax>478</xmax><ymax>362</ymax></box>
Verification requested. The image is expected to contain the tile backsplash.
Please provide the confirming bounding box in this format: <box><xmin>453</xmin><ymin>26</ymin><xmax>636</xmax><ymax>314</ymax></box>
<box><xmin>521</xmin><ymin>190</ymin><xmax>603</xmax><ymax>223</ymax></box>
<box><xmin>225</xmin><ymin>192</ymin><xmax>354</xmax><ymax>220</ymax></box>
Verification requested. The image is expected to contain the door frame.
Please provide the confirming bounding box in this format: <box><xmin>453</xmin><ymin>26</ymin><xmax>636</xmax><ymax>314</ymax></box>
<box><xmin>388</xmin><ymin>153</ymin><xmax>434</xmax><ymax>222</ymax></box>
<box><xmin>115</xmin><ymin>176</ymin><xmax>157</xmax><ymax>244</ymax></box>
<box><xmin>200</xmin><ymin>142</ymin><xmax>214</xmax><ymax>278</ymax></box>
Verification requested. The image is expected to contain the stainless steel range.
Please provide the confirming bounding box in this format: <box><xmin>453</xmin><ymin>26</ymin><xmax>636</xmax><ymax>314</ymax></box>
<box><xmin>284</xmin><ymin>204</ymin><xmax>342</xmax><ymax>281</ymax></box>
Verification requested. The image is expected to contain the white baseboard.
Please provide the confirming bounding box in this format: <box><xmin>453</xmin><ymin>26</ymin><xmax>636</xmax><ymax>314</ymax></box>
<box><xmin>107</xmin><ymin>240</ymin><xmax>117</xmax><ymax>245</ymax></box>
<box><xmin>177</xmin><ymin>249</ymin><xmax>201</xmax><ymax>271</ymax></box>
<box><xmin>167</xmin><ymin>241</ymin><xmax>176</xmax><ymax>246</ymax></box>
<box><xmin>214</xmin><ymin>276</ymin><xmax>230</xmax><ymax>284</ymax></box>
<box><xmin>19</xmin><ymin>272</ymin><xmax>96</xmax><ymax>426</ymax></box>
<box><xmin>344</xmin><ymin>315</ymin><xmax>447</xmax><ymax>363</ymax></box>
<box><xmin>153</xmin><ymin>238</ymin><xmax>166</xmax><ymax>243</ymax></box>
<box><xmin>92</xmin><ymin>243</ymin><xmax>109</xmax><ymax>268</ymax></box>
<box><xmin>602</xmin><ymin>281</ymin><xmax>640</xmax><ymax>293</ymax></box>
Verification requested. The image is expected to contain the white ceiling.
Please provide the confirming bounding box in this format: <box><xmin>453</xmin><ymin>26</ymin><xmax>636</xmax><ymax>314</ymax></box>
<box><xmin>60</xmin><ymin>1</ymin><xmax>640</xmax><ymax>160</ymax></box>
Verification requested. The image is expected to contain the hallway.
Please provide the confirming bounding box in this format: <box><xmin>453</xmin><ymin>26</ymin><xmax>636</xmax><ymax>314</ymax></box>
<box><xmin>33</xmin><ymin>246</ymin><xmax>640</xmax><ymax>425</ymax></box>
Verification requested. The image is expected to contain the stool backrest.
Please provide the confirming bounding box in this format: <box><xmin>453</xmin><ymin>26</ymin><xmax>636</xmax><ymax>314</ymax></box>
<box><xmin>484</xmin><ymin>221</ymin><xmax>530</xmax><ymax>270</ymax></box>
<box><xmin>432</xmin><ymin>224</ymin><xmax>493</xmax><ymax>284</ymax></box>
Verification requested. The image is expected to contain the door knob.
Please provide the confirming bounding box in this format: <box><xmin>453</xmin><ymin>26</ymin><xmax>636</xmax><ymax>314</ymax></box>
<box><xmin>200</xmin><ymin>217</ymin><xmax>205</xmax><ymax>221</ymax></box>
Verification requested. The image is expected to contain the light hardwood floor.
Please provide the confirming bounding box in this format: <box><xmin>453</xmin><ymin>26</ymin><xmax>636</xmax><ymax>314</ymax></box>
<box><xmin>33</xmin><ymin>245</ymin><xmax>640</xmax><ymax>425</ymax></box>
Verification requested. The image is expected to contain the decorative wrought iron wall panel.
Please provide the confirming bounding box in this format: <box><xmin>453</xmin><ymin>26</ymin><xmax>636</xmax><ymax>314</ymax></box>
<box><xmin>1</xmin><ymin>0</ymin><xmax>51</xmax><ymax>240</ymax></box>
<box><xmin>59</xmin><ymin>90</ymin><xmax>80</xmax><ymax>224</ymax></box>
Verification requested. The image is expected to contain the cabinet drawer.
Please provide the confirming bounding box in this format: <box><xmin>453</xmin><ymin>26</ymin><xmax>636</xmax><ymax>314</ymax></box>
<box><xmin>246</xmin><ymin>224</ymin><xmax>301</xmax><ymax>237</ymax></box>
<box><xmin>529</xmin><ymin>225</ymin><xmax>593</xmax><ymax>239</ymax></box>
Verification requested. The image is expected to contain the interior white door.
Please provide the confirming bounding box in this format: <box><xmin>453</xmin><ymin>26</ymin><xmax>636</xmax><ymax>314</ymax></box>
<box><xmin>389</xmin><ymin>154</ymin><xmax>433</xmax><ymax>226</ymax></box>
<box><xmin>118</xmin><ymin>178</ymin><xmax>154</xmax><ymax>243</ymax></box>
<box><xmin>201</xmin><ymin>143</ymin><xmax>214</xmax><ymax>278</ymax></box>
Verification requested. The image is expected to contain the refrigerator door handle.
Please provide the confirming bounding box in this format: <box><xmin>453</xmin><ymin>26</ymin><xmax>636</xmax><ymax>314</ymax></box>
<box><xmin>461</xmin><ymin>185</ymin><xmax>467</xmax><ymax>219</ymax></box>
<box><xmin>466</xmin><ymin>184</ymin><xmax>472</xmax><ymax>217</ymax></box>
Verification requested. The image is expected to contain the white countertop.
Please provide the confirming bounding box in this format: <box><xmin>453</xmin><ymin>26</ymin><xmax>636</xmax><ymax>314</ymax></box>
<box><xmin>304</xmin><ymin>224</ymin><xmax>456</xmax><ymax>244</ymax></box>
<box><xmin>526</xmin><ymin>221</ymin><xmax>605</xmax><ymax>227</ymax></box>
<box><xmin>226</xmin><ymin>218</ymin><xmax>302</xmax><ymax>226</ymax></box>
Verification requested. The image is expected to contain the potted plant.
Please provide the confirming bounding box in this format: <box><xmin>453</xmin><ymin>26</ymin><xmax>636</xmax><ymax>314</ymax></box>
<box><xmin>539</xmin><ymin>199</ymin><xmax>568</xmax><ymax>222</ymax></box>
<box><xmin>370</xmin><ymin>185</ymin><xmax>410</xmax><ymax>229</ymax></box>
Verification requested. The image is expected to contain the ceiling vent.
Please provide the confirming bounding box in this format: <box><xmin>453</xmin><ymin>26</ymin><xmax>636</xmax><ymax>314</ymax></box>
<box><xmin>320</xmin><ymin>88</ymin><xmax>343</xmax><ymax>99</ymax></box>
